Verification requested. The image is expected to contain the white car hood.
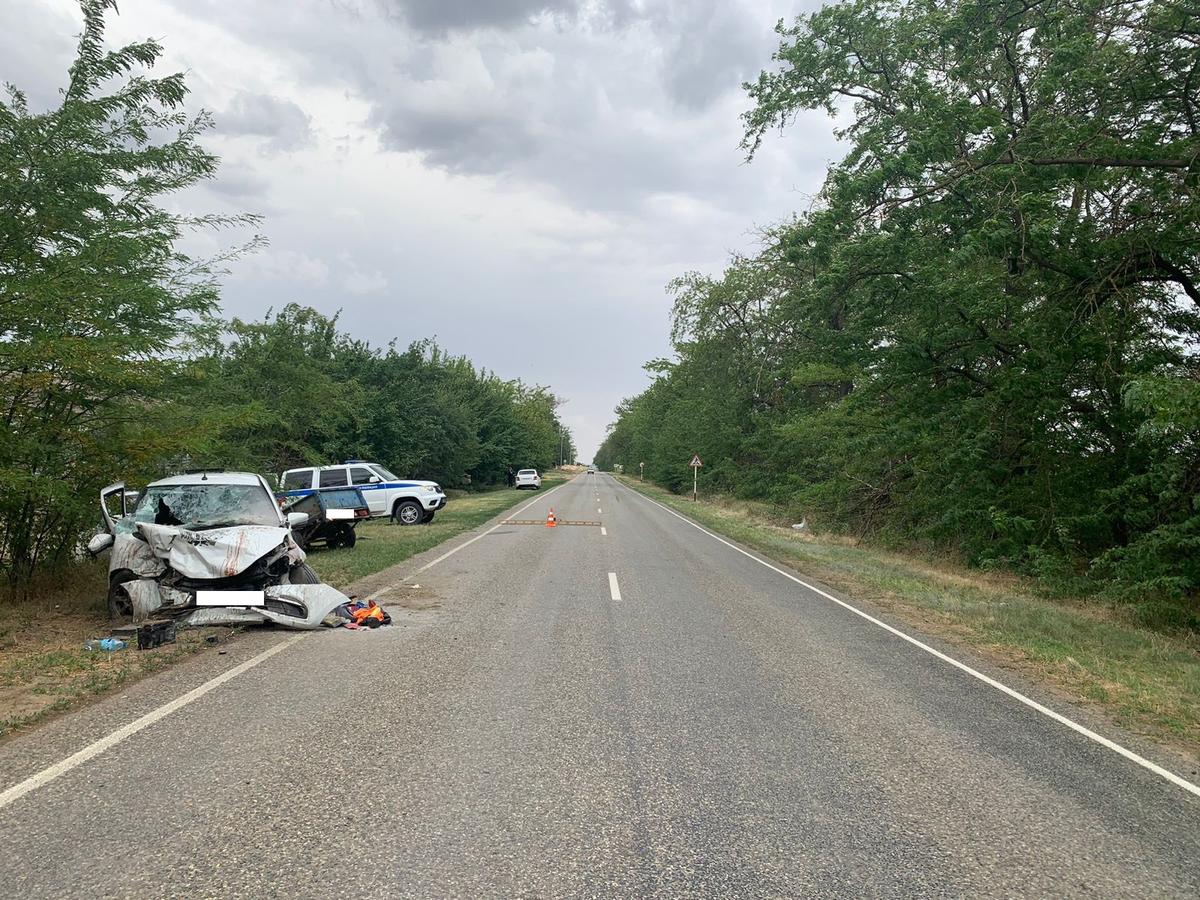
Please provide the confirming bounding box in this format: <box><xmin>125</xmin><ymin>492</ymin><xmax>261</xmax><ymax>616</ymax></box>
<box><xmin>136</xmin><ymin>522</ymin><xmax>302</xmax><ymax>579</ymax></box>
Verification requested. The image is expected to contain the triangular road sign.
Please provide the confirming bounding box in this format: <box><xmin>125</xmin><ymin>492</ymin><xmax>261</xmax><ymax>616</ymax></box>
<box><xmin>689</xmin><ymin>454</ymin><xmax>703</xmax><ymax>468</ymax></box>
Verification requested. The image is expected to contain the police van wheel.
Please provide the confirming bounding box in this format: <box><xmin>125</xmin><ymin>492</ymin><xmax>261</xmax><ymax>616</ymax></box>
<box><xmin>393</xmin><ymin>500</ymin><xmax>423</xmax><ymax>526</ymax></box>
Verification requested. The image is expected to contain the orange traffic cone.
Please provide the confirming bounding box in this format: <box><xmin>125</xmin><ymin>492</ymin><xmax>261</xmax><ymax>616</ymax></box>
<box><xmin>546</xmin><ymin>508</ymin><xmax>557</xmax><ymax>528</ymax></box>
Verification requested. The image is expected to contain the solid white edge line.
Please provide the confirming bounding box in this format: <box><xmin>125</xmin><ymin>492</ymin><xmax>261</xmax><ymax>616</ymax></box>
<box><xmin>620</xmin><ymin>481</ymin><xmax>1200</xmax><ymax>801</ymax></box>
<box><xmin>0</xmin><ymin>479</ymin><xmax>576</xmax><ymax>813</ymax></box>
<box><xmin>601</xmin><ymin>526</ymin><xmax>607</xmax><ymax>536</ymax></box>
<box><xmin>0</xmin><ymin>634</ymin><xmax>307</xmax><ymax>812</ymax></box>
<box><xmin>608</xmin><ymin>572</ymin><xmax>622</xmax><ymax>601</ymax></box>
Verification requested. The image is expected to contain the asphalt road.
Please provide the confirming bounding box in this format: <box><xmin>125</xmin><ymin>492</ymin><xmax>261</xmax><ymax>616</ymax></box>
<box><xmin>1</xmin><ymin>474</ymin><xmax>1197</xmax><ymax>898</ymax></box>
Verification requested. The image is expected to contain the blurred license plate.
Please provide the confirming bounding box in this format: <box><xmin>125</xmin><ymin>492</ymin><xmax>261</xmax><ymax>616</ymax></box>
<box><xmin>196</xmin><ymin>590</ymin><xmax>265</xmax><ymax>607</ymax></box>
<box><xmin>325</xmin><ymin>508</ymin><xmax>355</xmax><ymax>520</ymax></box>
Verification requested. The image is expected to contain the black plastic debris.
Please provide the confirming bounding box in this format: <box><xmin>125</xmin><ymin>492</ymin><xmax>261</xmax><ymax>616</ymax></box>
<box><xmin>114</xmin><ymin>620</ymin><xmax>177</xmax><ymax>650</ymax></box>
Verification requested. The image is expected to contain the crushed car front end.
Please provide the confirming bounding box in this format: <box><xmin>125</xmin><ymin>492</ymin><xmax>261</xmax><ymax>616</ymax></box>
<box><xmin>96</xmin><ymin>475</ymin><xmax>351</xmax><ymax>630</ymax></box>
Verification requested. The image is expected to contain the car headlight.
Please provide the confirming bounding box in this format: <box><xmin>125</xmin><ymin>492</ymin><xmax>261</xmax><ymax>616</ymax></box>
<box><xmin>422</xmin><ymin>485</ymin><xmax>437</xmax><ymax>494</ymax></box>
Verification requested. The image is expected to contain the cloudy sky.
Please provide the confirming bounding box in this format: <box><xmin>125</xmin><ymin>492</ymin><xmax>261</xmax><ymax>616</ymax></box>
<box><xmin>6</xmin><ymin>0</ymin><xmax>838</xmax><ymax>459</ymax></box>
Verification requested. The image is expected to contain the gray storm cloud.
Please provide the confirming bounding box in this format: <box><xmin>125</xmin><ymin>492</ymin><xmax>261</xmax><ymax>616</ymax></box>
<box><xmin>3</xmin><ymin>0</ymin><xmax>835</xmax><ymax>458</ymax></box>
<box><xmin>217</xmin><ymin>91</ymin><xmax>315</xmax><ymax>152</ymax></box>
<box><xmin>383</xmin><ymin>0</ymin><xmax>583</xmax><ymax>33</ymax></box>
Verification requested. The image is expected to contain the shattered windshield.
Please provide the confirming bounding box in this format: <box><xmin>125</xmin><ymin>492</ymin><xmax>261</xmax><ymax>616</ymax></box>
<box><xmin>132</xmin><ymin>483</ymin><xmax>281</xmax><ymax>530</ymax></box>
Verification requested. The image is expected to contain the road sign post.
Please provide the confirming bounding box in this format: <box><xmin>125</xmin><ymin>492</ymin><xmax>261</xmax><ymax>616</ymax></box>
<box><xmin>689</xmin><ymin>454</ymin><xmax>703</xmax><ymax>501</ymax></box>
<box><xmin>639</xmin><ymin>461</ymin><xmax>644</xmax><ymax>481</ymax></box>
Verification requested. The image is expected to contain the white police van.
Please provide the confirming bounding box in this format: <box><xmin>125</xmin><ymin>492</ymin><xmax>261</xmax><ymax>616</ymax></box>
<box><xmin>280</xmin><ymin>461</ymin><xmax>447</xmax><ymax>525</ymax></box>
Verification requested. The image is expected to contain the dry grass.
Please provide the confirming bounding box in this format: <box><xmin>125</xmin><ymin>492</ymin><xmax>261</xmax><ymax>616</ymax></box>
<box><xmin>0</xmin><ymin>562</ymin><xmax>232</xmax><ymax>738</ymax></box>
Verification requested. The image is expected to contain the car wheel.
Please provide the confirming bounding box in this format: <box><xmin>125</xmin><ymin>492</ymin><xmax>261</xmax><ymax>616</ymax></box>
<box><xmin>421</xmin><ymin>510</ymin><xmax>436</xmax><ymax>524</ymax></box>
<box><xmin>328</xmin><ymin>523</ymin><xmax>355</xmax><ymax>548</ymax></box>
<box><xmin>393</xmin><ymin>500</ymin><xmax>423</xmax><ymax>525</ymax></box>
<box><xmin>106</xmin><ymin>577</ymin><xmax>135</xmax><ymax>623</ymax></box>
<box><xmin>288</xmin><ymin>563</ymin><xmax>322</xmax><ymax>584</ymax></box>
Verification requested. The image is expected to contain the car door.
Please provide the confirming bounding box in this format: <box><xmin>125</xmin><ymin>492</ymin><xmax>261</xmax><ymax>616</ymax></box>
<box><xmin>348</xmin><ymin>465</ymin><xmax>386</xmax><ymax>515</ymax></box>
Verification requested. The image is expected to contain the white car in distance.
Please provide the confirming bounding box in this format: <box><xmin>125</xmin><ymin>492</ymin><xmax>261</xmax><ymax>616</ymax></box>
<box><xmin>515</xmin><ymin>469</ymin><xmax>542</xmax><ymax>490</ymax></box>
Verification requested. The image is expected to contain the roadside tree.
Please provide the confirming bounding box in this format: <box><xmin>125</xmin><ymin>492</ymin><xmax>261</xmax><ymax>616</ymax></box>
<box><xmin>0</xmin><ymin>0</ymin><xmax>259</xmax><ymax>582</ymax></box>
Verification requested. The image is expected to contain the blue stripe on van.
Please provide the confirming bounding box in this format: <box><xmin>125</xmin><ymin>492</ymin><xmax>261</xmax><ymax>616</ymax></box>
<box><xmin>280</xmin><ymin>482</ymin><xmax>426</xmax><ymax>498</ymax></box>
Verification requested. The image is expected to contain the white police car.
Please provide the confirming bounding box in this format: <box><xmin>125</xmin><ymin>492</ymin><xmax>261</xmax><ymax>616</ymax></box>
<box><xmin>280</xmin><ymin>461</ymin><xmax>447</xmax><ymax>525</ymax></box>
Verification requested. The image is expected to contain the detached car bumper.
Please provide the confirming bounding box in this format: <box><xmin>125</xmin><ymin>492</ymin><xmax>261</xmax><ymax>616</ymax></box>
<box><xmin>123</xmin><ymin>580</ymin><xmax>349</xmax><ymax>630</ymax></box>
<box><xmin>188</xmin><ymin>584</ymin><xmax>349</xmax><ymax>629</ymax></box>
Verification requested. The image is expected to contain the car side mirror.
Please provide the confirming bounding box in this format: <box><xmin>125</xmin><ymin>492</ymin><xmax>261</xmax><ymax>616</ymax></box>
<box><xmin>286</xmin><ymin>512</ymin><xmax>309</xmax><ymax>529</ymax></box>
<box><xmin>368</xmin><ymin>475</ymin><xmax>381</xmax><ymax>484</ymax></box>
<box><xmin>87</xmin><ymin>533</ymin><xmax>114</xmax><ymax>557</ymax></box>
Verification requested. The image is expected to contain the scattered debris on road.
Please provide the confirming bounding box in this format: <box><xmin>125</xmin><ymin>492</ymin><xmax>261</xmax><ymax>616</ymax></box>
<box><xmin>325</xmin><ymin>598</ymin><xmax>392</xmax><ymax>629</ymax></box>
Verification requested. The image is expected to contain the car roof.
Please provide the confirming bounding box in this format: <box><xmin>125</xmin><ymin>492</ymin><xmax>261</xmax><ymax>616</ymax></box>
<box><xmin>285</xmin><ymin>462</ymin><xmax>382</xmax><ymax>472</ymax></box>
<box><xmin>148</xmin><ymin>472</ymin><xmax>267</xmax><ymax>488</ymax></box>
<box><xmin>279</xmin><ymin>466</ymin><xmax>438</xmax><ymax>486</ymax></box>
<box><xmin>518</xmin><ymin>469</ymin><xmax>538</xmax><ymax>473</ymax></box>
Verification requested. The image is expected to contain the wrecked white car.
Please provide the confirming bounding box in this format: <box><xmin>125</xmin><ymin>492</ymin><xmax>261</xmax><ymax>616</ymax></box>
<box><xmin>88</xmin><ymin>472</ymin><xmax>350</xmax><ymax>630</ymax></box>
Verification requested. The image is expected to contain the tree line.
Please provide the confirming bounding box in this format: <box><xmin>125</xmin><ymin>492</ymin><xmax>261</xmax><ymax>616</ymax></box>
<box><xmin>0</xmin><ymin>1</ymin><xmax>572</xmax><ymax>584</ymax></box>
<box><xmin>597</xmin><ymin>0</ymin><xmax>1199</xmax><ymax>622</ymax></box>
<box><xmin>194</xmin><ymin>305</ymin><xmax>574</xmax><ymax>492</ymax></box>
